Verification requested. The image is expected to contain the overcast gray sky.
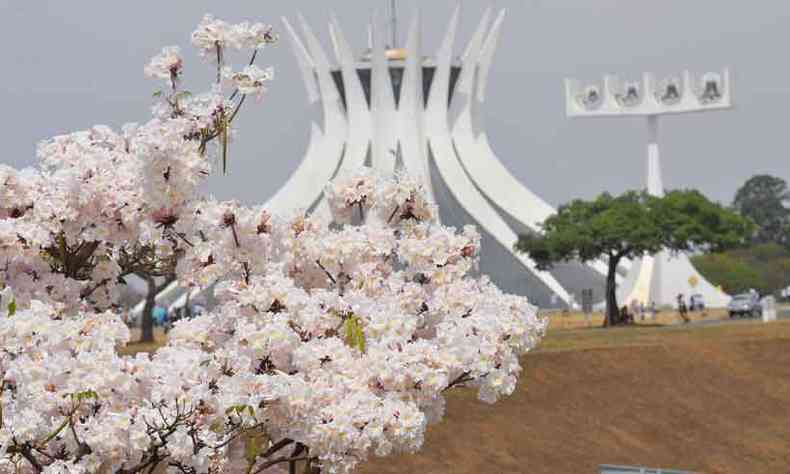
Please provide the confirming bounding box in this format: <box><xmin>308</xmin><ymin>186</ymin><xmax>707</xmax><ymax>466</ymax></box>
<box><xmin>2</xmin><ymin>0</ymin><xmax>789</xmax><ymax>207</ymax></box>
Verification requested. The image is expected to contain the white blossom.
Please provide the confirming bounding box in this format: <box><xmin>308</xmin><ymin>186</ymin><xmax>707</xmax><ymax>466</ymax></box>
<box><xmin>143</xmin><ymin>45</ymin><xmax>183</xmax><ymax>82</ymax></box>
<box><xmin>225</xmin><ymin>64</ymin><xmax>274</xmax><ymax>97</ymax></box>
<box><xmin>0</xmin><ymin>13</ymin><xmax>547</xmax><ymax>474</ymax></box>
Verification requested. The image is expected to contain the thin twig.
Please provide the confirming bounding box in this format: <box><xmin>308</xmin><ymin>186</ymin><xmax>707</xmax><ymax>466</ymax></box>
<box><xmin>230</xmin><ymin>223</ymin><xmax>240</xmax><ymax>248</ymax></box>
<box><xmin>215</xmin><ymin>42</ymin><xmax>223</xmax><ymax>84</ymax></box>
<box><xmin>261</xmin><ymin>438</ymin><xmax>294</xmax><ymax>458</ymax></box>
<box><xmin>387</xmin><ymin>205</ymin><xmax>400</xmax><ymax>224</ymax></box>
<box><xmin>253</xmin><ymin>456</ymin><xmax>311</xmax><ymax>474</ymax></box>
<box><xmin>242</xmin><ymin>262</ymin><xmax>251</xmax><ymax>285</ymax></box>
<box><xmin>443</xmin><ymin>371</ymin><xmax>473</xmax><ymax>392</ymax></box>
<box><xmin>315</xmin><ymin>260</ymin><xmax>336</xmax><ymax>285</ymax></box>
<box><xmin>228</xmin><ymin>94</ymin><xmax>247</xmax><ymax>123</ymax></box>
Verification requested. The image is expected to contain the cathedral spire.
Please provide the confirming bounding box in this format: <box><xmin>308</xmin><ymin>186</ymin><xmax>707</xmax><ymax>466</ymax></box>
<box><xmin>387</xmin><ymin>0</ymin><xmax>398</xmax><ymax>47</ymax></box>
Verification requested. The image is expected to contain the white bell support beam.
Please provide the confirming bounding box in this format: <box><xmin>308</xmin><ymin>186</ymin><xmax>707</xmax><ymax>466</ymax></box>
<box><xmin>565</xmin><ymin>70</ymin><xmax>733</xmax><ymax>308</ymax></box>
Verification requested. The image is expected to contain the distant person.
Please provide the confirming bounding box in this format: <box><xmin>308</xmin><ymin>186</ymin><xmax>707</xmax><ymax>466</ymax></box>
<box><xmin>677</xmin><ymin>294</ymin><xmax>689</xmax><ymax>324</ymax></box>
<box><xmin>152</xmin><ymin>305</ymin><xmax>167</xmax><ymax>326</ymax></box>
<box><xmin>620</xmin><ymin>305</ymin><xmax>633</xmax><ymax>325</ymax></box>
<box><xmin>749</xmin><ymin>288</ymin><xmax>760</xmax><ymax>305</ymax></box>
<box><xmin>629</xmin><ymin>300</ymin><xmax>640</xmax><ymax>322</ymax></box>
<box><xmin>639</xmin><ymin>302</ymin><xmax>646</xmax><ymax>321</ymax></box>
<box><xmin>649</xmin><ymin>301</ymin><xmax>657</xmax><ymax>320</ymax></box>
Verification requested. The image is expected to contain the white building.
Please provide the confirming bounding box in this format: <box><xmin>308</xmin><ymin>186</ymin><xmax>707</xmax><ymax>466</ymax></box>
<box><xmin>270</xmin><ymin>7</ymin><xmax>609</xmax><ymax>308</ymax></box>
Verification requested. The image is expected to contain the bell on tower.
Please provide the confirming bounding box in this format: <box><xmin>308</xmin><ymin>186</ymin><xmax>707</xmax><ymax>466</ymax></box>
<box><xmin>699</xmin><ymin>72</ymin><xmax>723</xmax><ymax>104</ymax></box>
<box><xmin>657</xmin><ymin>77</ymin><xmax>682</xmax><ymax>105</ymax></box>
<box><xmin>578</xmin><ymin>85</ymin><xmax>602</xmax><ymax>109</ymax></box>
<box><xmin>617</xmin><ymin>81</ymin><xmax>641</xmax><ymax>107</ymax></box>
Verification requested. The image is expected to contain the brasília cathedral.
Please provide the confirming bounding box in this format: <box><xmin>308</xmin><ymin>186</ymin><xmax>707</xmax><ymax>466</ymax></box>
<box><xmin>270</xmin><ymin>6</ymin><xmax>610</xmax><ymax>309</ymax></box>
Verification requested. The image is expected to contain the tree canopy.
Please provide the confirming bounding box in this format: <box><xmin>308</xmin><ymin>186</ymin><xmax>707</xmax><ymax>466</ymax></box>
<box><xmin>692</xmin><ymin>242</ymin><xmax>790</xmax><ymax>295</ymax></box>
<box><xmin>732</xmin><ymin>174</ymin><xmax>790</xmax><ymax>248</ymax></box>
<box><xmin>516</xmin><ymin>190</ymin><xmax>753</xmax><ymax>326</ymax></box>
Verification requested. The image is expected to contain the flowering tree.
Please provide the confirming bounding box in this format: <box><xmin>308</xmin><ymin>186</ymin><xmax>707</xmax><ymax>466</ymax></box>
<box><xmin>0</xmin><ymin>15</ymin><xmax>546</xmax><ymax>474</ymax></box>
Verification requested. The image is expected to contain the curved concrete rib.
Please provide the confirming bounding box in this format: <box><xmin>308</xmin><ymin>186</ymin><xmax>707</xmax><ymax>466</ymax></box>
<box><xmin>425</xmin><ymin>6</ymin><xmax>459</xmax><ymax>134</ymax></box>
<box><xmin>282</xmin><ymin>16</ymin><xmax>319</xmax><ymax>104</ymax></box>
<box><xmin>427</xmin><ymin>10</ymin><xmax>571</xmax><ymax>304</ymax></box>
<box><xmin>330</xmin><ymin>15</ymin><xmax>371</xmax><ymax>176</ymax></box>
<box><xmin>453</xmin><ymin>8</ymin><xmax>490</xmax><ymax>105</ymax></box>
<box><xmin>452</xmin><ymin>10</ymin><xmax>554</xmax><ymax>232</ymax></box>
<box><xmin>476</xmin><ymin>9</ymin><xmax>505</xmax><ymax>104</ymax></box>
<box><xmin>450</xmin><ymin>12</ymin><xmax>613</xmax><ymax>281</ymax></box>
<box><xmin>266</xmin><ymin>17</ymin><xmax>346</xmax><ymax>216</ymax></box>
<box><xmin>297</xmin><ymin>14</ymin><xmax>347</xmax><ymax>138</ymax></box>
<box><xmin>429</xmin><ymin>137</ymin><xmax>571</xmax><ymax>304</ymax></box>
<box><xmin>398</xmin><ymin>12</ymin><xmax>433</xmax><ymax>200</ymax></box>
<box><xmin>265</xmin><ymin>123</ymin><xmax>337</xmax><ymax>213</ymax></box>
<box><xmin>371</xmin><ymin>15</ymin><xmax>398</xmax><ymax>173</ymax></box>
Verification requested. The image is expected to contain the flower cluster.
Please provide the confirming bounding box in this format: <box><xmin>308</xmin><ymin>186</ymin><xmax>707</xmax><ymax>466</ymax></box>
<box><xmin>0</xmin><ymin>14</ymin><xmax>546</xmax><ymax>474</ymax></box>
<box><xmin>144</xmin><ymin>46</ymin><xmax>183</xmax><ymax>85</ymax></box>
<box><xmin>223</xmin><ymin>65</ymin><xmax>274</xmax><ymax>98</ymax></box>
<box><xmin>191</xmin><ymin>14</ymin><xmax>278</xmax><ymax>56</ymax></box>
<box><xmin>324</xmin><ymin>168</ymin><xmax>380</xmax><ymax>224</ymax></box>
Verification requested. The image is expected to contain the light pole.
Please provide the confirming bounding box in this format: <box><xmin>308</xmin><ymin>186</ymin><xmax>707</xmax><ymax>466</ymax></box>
<box><xmin>564</xmin><ymin>70</ymin><xmax>734</xmax><ymax>308</ymax></box>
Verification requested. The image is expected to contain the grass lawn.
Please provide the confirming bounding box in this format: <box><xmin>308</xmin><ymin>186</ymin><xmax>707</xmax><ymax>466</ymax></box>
<box><xmin>545</xmin><ymin>308</ymin><xmax>730</xmax><ymax>331</ymax></box>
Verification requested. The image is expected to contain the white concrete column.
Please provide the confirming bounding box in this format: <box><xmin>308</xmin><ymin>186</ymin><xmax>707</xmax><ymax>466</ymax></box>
<box><xmin>646</xmin><ymin>115</ymin><xmax>664</xmax><ymax>198</ymax></box>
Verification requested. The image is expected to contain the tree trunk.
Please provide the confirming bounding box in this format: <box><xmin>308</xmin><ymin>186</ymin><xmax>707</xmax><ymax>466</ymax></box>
<box><xmin>141</xmin><ymin>275</ymin><xmax>157</xmax><ymax>343</ymax></box>
<box><xmin>604</xmin><ymin>255</ymin><xmax>620</xmax><ymax>327</ymax></box>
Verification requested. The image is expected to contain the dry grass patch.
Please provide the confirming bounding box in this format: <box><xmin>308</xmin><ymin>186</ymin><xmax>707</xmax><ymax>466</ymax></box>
<box><xmin>118</xmin><ymin>318</ymin><xmax>790</xmax><ymax>473</ymax></box>
<box><xmin>360</xmin><ymin>320</ymin><xmax>790</xmax><ymax>474</ymax></box>
<box><xmin>546</xmin><ymin>308</ymin><xmax>730</xmax><ymax>331</ymax></box>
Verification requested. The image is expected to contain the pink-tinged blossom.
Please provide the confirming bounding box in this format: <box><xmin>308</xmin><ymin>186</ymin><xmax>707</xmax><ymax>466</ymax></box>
<box><xmin>191</xmin><ymin>14</ymin><xmax>237</xmax><ymax>55</ymax></box>
<box><xmin>325</xmin><ymin>168</ymin><xmax>380</xmax><ymax>224</ymax></box>
<box><xmin>235</xmin><ymin>21</ymin><xmax>279</xmax><ymax>50</ymax></box>
<box><xmin>225</xmin><ymin>64</ymin><xmax>274</xmax><ymax>98</ymax></box>
<box><xmin>0</xmin><ymin>13</ymin><xmax>546</xmax><ymax>474</ymax></box>
<box><xmin>143</xmin><ymin>45</ymin><xmax>183</xmax><ymax>82</ymax></box>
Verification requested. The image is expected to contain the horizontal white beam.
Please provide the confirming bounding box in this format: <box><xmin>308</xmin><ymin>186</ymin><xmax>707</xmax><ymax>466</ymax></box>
<box><xmin>566</xmin><ymin>69</ymin><xmax>733</xmax><ymax>117</ymax></box>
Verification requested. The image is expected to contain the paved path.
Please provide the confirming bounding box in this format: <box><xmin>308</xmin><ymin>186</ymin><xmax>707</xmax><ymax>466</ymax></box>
<box><xmin>679</xmin><ymin>305</ymin><xmax>790</xmax><ymax>328</ymax></box>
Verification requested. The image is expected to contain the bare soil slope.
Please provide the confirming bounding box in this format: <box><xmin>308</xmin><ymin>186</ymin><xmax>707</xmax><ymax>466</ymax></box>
<box><xmin>359</xmin><ymin>322</ymin><xmax>790</xmax><ymax>474</ymax></box>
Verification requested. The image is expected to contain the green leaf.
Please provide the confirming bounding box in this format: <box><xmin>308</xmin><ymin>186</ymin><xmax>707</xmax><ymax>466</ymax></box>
<box><xmin>225</xmin><ymin>404</ymin><xmax>254</xmax><ymax>418</ymax></box>
<box><xmin>344</xmin><ymin>315</ymin><xmax>366</xmax><ymax>353</ymax></box>
<box><xmin>69</xmin><ymin>390</ymin><xmax>99</xmax><ymax>403</ymax></box>
<box><xmin>7</xmin><ymin>298</ymin><xmax>15</xmax><ymax>317</ymax></box>
<box><xmin>244</xmin><ymin>429</ymin><xmax>269</xmax><ymax>463</ymax></box>
<box><xmin>152</xmin><ymin>90</ymin><xmax>163</xmax><ymax>98</ymax></box>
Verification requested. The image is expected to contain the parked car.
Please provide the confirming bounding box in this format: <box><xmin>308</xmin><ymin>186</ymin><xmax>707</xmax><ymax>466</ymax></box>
<box><xmin>727</xmin><ymin>293</ymin><xmax>762</xmax><ymax>318</ymax></box>
<box><xmin>689</xmin><ymin>294</ymin><xmax>705</xmax><ymax>311</ymax></box>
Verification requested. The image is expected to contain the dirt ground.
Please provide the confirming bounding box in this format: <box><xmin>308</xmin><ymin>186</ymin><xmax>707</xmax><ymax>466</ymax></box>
<box><xmin>123</xmin><ymin>319</ymin><xmax>790</xmax><ymax>473</ymax></box>
<box><xmin>359</xmin><ymin>321</ymin><xmax>790</xmax><ymax>474</ymax></box>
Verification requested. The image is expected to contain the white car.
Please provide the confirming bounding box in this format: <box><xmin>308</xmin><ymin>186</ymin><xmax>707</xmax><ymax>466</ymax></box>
<box><xmin>727</xmin><ymin>293</ymin><xmax>762</xmax><ymax>318</ymax></box>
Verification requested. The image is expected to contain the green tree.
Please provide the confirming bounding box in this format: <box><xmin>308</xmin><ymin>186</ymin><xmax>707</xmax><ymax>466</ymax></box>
<box><xmin>732</xmin><ymin>174</ymin><xmax>790</xmax><ymax>248</ymax></box>
<box><xmin>515</xmin><ymin>190</ymin><xmax>753</xmax><ymax>326</ymax></box>
<box><xmin>692</xmin><ymin>242</ymin><xmax>790</xmax><ymax>295</ymax></box>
